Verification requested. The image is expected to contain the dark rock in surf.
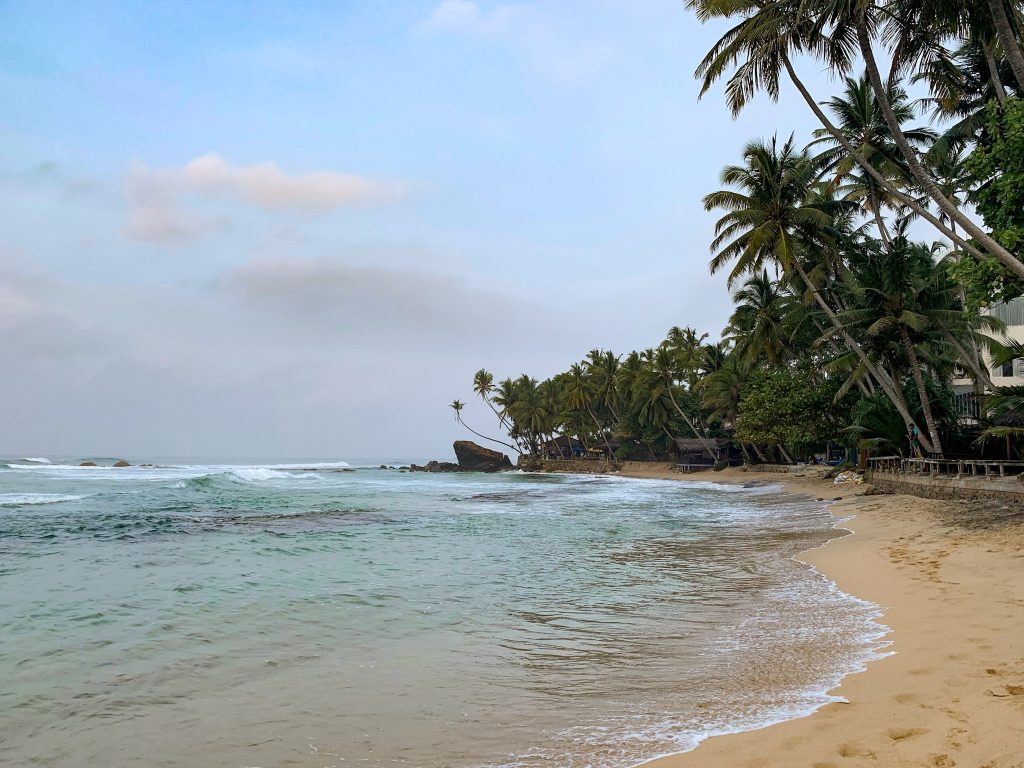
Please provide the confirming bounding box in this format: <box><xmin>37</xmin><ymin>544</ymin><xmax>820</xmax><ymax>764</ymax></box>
<box><xmin>79</xmin><ymin>461</ymin><xmax>98</xmax><ymax>467</ymax></box>
<box><xmin>113</xmin><ymin>460</ymin><xmax>131</xmax><ymax>468</ymax></box>
<box><xmin>409</xmin><ymin>461</ymin><xmax>461</xmax><ymax>473</ymax></box>
<box><xmin>453</xmin><ymin>441</ymin><xmax>513</xmax><ymax>472</ymax></box>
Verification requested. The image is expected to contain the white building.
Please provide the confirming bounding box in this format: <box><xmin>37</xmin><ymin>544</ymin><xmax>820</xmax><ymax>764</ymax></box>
<box><xmin>952</xmin><ymin>297</ymin><xmax>1024</xmax><ymax>421</ymax></box>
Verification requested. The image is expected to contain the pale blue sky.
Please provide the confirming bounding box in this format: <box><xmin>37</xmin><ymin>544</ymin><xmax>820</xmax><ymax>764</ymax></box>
<box><xmin>1</xmin><ymin>0</ymin><xmax>839</xmax><ymax>458</ymax></box>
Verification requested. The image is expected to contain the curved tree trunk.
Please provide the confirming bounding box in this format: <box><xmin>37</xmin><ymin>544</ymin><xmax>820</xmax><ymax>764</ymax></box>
<box><xmin>899</xmin><ymin>326</ymin><xmax>944</xmax><ymax>456</ymax></box>
<box><xmin>777</xmin><ymin>443</ymin><xmax>795</xmax><ymax>464</ymax></box>
<box><xmin>943</xmin><ymin>330</ymin><xmax>996</xmax><ymax>392</ymax></box>
<box><xmin>586</xmin><ymin>404</ymin><xmax>617</xmax><ymax>463</ymax></box>
<box><xmin>872</xmin><ymin>205</ymin><xmax>893</xmax><ymax>247</ymax></box>
<box><xmin>988</xmin><ymin>0</ymin><xmax>1024</xmax><ymax>89</ymax></box>
<box><xmin>782</xmin><ymin>56</ymin><xmax>991</xmax><ymax>265</ymax></box>
<box><xmin>484</xmin><ymin>398</ymin><xmax>523</xmax><ymax>454</ymax></box>
<box><xmin>982</xmin><ymin>38</ymin><xmax>1009</xmax><ymax>104</ymax></box>
<box><xmin>857</xmin><ymin>15</ymin><xmax>1024</xmax><ymax>279</ymax></box>
<box><xmin>791</xmin><ymin>259</ymin><xmax>935</xmax><ymax>453</ymax></box>
<box><xmin>456</xmin><ymin>415</ymin><xmax>522</xmax><ymax>455</ymax></box>
<box><xmin>664</xmin><ymin>383</ymin><xmax>718</xmax><ymax>460</ymax></box>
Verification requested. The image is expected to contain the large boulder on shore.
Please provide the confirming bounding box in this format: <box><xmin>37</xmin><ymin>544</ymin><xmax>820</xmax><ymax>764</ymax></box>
<box><xmin>453</xmin><ymin>441</ymin><xmax>513</xmax><ymax>472</ymax></box>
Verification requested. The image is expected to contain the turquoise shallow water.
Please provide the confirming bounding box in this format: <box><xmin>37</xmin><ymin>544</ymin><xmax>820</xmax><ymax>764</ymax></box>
<box><xmin>0</xmin><ymin>460</ymin><xmax>886</xmax><ymax>768</ymax></box>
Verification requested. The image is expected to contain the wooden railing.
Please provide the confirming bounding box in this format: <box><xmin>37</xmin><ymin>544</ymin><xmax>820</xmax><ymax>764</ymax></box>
<box><xmin>868</xmin><ymin>455</ymin><xmax>1024</xmax><ymax>479</ymax></box>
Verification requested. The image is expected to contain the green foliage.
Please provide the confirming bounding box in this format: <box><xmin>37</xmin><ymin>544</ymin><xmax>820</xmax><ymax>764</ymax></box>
<box><xmin>969</xmin><ymin>98</ymin><xmax>1024</xmax><ymax>255</ymax></box>
<box><xmin>735</xmin><ymin>366</ymin><xmax>853</xmax><ymax>447</ymax></box>
<box><xmin>946</xmin><ymin>256</ymin><xmax>1023</xmax><ymax>314</ymax></box>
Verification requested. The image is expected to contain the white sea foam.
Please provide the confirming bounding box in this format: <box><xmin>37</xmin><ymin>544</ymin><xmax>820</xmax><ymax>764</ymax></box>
<box><xmin>0</xmin><ymin>493</ymin><xmax>85</xmax><ymax>506</ymax></box>
<box><xmin>19</xmin><ymin>457</ymin><xmax>52</xmax><ymax>464</ymax></box>
<box><xmin>229</xmin><ymin>468</ymin><xmax>302</xmax><ymax>483</ymax></box>
<box><xmin>258</xmin><ymin>461</ymin><xmax>350</xmax><ymax>469</ymax></box>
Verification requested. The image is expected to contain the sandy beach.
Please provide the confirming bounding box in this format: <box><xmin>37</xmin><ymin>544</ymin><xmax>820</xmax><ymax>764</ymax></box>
<box><xmin>612</xmin><ymin>464</ymin><xmax>1024</xmax><ymax>768</ymax></box>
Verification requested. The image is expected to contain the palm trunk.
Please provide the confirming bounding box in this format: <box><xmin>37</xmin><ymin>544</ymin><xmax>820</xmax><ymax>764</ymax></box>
<box><xmin>485</xmin><ymin>398</ymin><xmax>522</xmax><ymax>454</ymax></box>
<box><xmin>586</xmin><ymin>404</ymin><xmax>616</xmax><ymax>462</ymax></box>
<box><xmin>791</xmin><ymin>259</ymin><xmax>935</xmax><ymax>453</ymax></box>
<box><xmin>943</xmin><ymin>330</ymin><xmax>996</xmax><ymax>392</ymax></box>
<box><xmin>982</xmin><ymin>38</ymin><xmax>1009</xmax><ymax>104</ymax></box>
<box><xmin>664</xmin><ymin>383</ymin><xmax>718</xmax><ymax>460</ymax></box>
<box><xmin>782</xmin><ymin>55</ymin><xmax>990</xmax><ymax>265</ymax></box>
<box><xmin>987</xmin><ymin>0</ymin><xmax>1024</xmax><ymax>89</ymax></box>
<box><xmin>456</xmin><ymin>415</ymin><xmax>522</xmax><ymax>455</ymax></box>
<box><xmin>552</xmin><ymin>434</ymin><xmax>566</xmax><ymax>459</ymax></box>
<box><xmin>899</xmin><ymin>326</ymin><xmax>944</xmax><ymax>456</ymax></box>
<box><xmin>872</xmin><ymin>205</ymin><xmax>892</xmax><ymax>247</ymax></box>
<box><xmin>751</xmin><ymin>443</ymin><xmax>769</xmax><ymax>463</ymax></box>
<box><xmin>777</xmin><ymin>443</ymin><xmax>795</xmax><ymax>464</ymax></box>
<box><xmin>857</xmin><ymin>15</ymin><xmax>1024</xmax><ymax>280</ymax></box>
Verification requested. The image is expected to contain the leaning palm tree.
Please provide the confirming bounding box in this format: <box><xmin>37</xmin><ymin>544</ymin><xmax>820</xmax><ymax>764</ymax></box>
<box><xmin>685</xmin><ymin>0</ymin><xmax>1021</xmax><ymax>271</ymax></box>
<box><xmin>449</xmin><ymin>399</ymin><xmax>520</xmax><ymax>454</ymax></box>
<box><xmin>472</xmin><ymin>368</ymin><xmax>520</xmax><ymax>452</ymax></box>
<box><xmin>807</xmin><ymin>73</ymin><xmax>936</xmax><ymax>244</ymax></box>
<box><xmin>704</xmin><ymin>134</ymin><xmax>935</xmax><ymax>451</ymax></box>
<box><xmin>839</xmin><ymin>234</ymin><xmax>968</xmax><ymax>455</ymax></box>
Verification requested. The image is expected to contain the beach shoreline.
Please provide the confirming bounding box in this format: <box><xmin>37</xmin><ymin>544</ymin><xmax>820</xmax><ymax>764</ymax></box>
<box><xmin>599</xmin><ymin>463</ymin><xmax>1024</xmax><ymax>768</ymax></box>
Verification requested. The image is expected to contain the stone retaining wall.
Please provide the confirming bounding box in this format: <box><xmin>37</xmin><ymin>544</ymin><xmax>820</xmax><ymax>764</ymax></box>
<box><xmin>867</xmin><ymin>471</ymin><xmax>1024</xmax><ymax>501</ymax></box>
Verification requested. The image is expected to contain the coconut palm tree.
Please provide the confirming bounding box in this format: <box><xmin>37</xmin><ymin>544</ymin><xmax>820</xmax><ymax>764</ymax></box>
<box><xmin>725</xmin><ymin>271</ymin><xmax>798</xmax><ymax>366</ymax></box>
<box><xmin>839</xmin><ymin>233</ymin><xmax>970</xmax><ymax>455</ymax></box>
<box><xmin>472</xmin><ymin>368</ymin><xmax>521</xmax><ymax>454</ymax></box>
<box><xmin>566</xmin><ymin>363</ymin><xmax>617</xmax><ymax>459</ymax></box>
<box><xmin>684</xmin><ymin>0</ymin><xmax>999</xmax><ymax>266</ymax></box>
<box><xmin>704</xmin><ymin>134</ymin><xmax>936</xmax><ymax>451</ymax></box>
<box><xmin>450</xmin><ymin>399</ymin><xmax>521</xmax><ymax>454</ymax></box>
<box><xmin>807</xmin><ymin>73</ymin><xmax>936</xmax><ymax>243</ymax></box>
<box><xmin>844</xmin><ymin>0</ymin><xmax>1024</xmax><ymax>275</ymax></box>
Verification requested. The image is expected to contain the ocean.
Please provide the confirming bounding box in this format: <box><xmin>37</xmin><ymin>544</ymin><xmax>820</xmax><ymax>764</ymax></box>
<box><xmin>0</xmin><ymin>458</ymin><xmax>887</xmax><ymax>768</ymax></box>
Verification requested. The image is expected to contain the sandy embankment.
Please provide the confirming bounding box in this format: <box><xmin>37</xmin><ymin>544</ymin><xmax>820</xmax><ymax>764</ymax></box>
<box><xmin>617</xmin><ymin>464</ymin><xmax>1024</xmax><ymax>768</ymax></box>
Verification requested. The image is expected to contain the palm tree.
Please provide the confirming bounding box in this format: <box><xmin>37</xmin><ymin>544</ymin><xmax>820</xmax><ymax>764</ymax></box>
<box><xmin>472</xmin><ymin>368</ymin><xmax>521</xmax><ymax>454</ymax></box>
<box><xmin>725</xmin><ymin>271</ymin><xmax>797</xmax><ymax>366</ymax></box>
<box><xmin>839</xmin><ymin>234</ymin><xmax>968</xmax><ymax>455</ymax></box>
<box><xmin>645</xmin><ymin>346</ymin><xmax>718</xmax><ymax>460</ymax></box>
<box><xmin>684</xmin><ymin>0</ymin><xmax>998</xmax><ymax>265</ymax></box>
<box><xmin>807</xmin><ymin>73</ymin><xmax>936</xmax><ymax>243</ymax></box>
<box><xmin>704</xmin><ymin>134</ymin><xmax>935</xmax><ymax>450</ymax></box>
<box><xmin>566</xmin><ymin>363</ymin><xmax>616</xmax><ymax>459</ymax></box>
<box><xmin>450</xmin><ymin>399</ymin><xmax>520</xmax><ymax>454</ymax></box>
<box><xmin>845</xmin><ymin>0</ymin><xmax>1024</xmax><ymax>276</ymax></box>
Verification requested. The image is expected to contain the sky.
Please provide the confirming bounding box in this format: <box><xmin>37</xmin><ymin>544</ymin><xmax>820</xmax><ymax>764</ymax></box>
<box><xmin>0</xmin><ymin>0</ymin><xmax>841</xmax><ymax>460</ymax></box>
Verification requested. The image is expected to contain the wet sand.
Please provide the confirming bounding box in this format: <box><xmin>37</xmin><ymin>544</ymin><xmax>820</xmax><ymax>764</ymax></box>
<box><xmin>615</xmin><ymin>464</ymin><xmax>1024</xmax><ymax>768</ymax></box>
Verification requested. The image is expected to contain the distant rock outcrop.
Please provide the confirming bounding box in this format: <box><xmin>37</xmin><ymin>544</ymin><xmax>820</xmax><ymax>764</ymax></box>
<box><xmin>409</xmin><ymin>460</ymin><xmax>461</xmax><ymax>473</ymax></box>
<box><xmin>453</xmin><ymin>441</ymin><xmax>513</xmax><ymax>472</ymax></box>
<box><xmin>113</xmin><ymin>460</ymin><xmax>131</xmax><ymax>468</ymax></box>
<box><xmin>79</xmin><ymin>461</ymin><xmax>97</xmax><ymax>467</ymax></box>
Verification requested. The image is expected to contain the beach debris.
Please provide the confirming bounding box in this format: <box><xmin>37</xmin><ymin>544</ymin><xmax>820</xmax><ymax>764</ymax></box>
<box><xmin>833</xmin><ymin>470</ymin><xmax>864</xmax><ymax>485</ymax></box>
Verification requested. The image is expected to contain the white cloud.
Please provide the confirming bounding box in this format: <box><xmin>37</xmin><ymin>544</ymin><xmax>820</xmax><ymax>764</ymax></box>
<box><xmin>124</xmin><ymin>154</ymin><xmax>404</xmax><ymax>242</ymax></box>
<box><xmin>416</xmin><ymin>1</ymin><xmax>613</xmax><ymax>83</ymax></box>
<box><xmin>180</xmin><ymin>153</ymin><xmax>402</xmax><ymax>210</ymax></box>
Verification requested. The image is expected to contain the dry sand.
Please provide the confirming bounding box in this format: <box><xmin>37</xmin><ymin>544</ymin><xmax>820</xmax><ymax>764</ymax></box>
<box><xmin>610</xmin><ymin>463</ymin><xmax>1024</xmax><ymax>768</ymax></box>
